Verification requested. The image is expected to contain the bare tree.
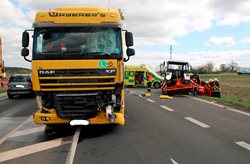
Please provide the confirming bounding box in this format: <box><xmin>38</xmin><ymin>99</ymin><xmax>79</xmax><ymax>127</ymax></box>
<box><xmin>220</xmin><ymin>64</ymin><xmax>230</xmax><ymax>72</ymax></box>
<box><xmin>228</xmin><ymin>61</ymin><xmax>238</xmax><ymax>72</ymax></box>
<box><xmin>204</xmin><ymin>62</ymin><xmax>214</xmax><ymax>73</ymax></box>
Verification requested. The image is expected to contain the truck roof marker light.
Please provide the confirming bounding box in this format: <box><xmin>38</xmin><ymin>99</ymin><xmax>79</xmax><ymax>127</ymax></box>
<box><xmin>70</xmin><ymin>120</ymin><xmax>89</xmax><ymax>126</ymax></box>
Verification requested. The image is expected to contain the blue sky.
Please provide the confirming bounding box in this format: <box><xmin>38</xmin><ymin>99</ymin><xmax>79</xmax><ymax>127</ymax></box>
<box><xmin>1</xmin><ymin>0</ymin><xmax>250</xmax><ymax>70</ymax></box>
<box><xmin>136</xmin><ymin>23</ymin><xmax>249</xmax><ymax>53</ymax></box>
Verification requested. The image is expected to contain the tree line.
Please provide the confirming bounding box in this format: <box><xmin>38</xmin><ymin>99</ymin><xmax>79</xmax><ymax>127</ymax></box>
<box><xmin>191</xmin><ymin>61</ymin><xmax>238</xmax><ymax>74</ymax></box>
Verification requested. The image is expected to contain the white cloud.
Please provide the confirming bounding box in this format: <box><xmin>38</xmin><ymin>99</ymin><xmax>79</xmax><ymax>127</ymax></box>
<box><xmin>0</xmin><ymin>0</ymin><xmax>25</xmax><ymax>21</ymax></box>
<box><xmin>240</xmin><ymin>38</ymin><xmax>250</xmax><ymax>44</ymax></box>
<box><xmin>205</xmin><ymin>36</ymin><xmax>236</xmax><ymax>47</ymax></box>
<box><xmin>16</xmin><ymin>0</ymin><xmax>214</xmax><ymax>45</ymax></box>
<box><xmin>210</xmin><ymin>0</ymin><xmax>250</xmax><ymax>26</ymax></box>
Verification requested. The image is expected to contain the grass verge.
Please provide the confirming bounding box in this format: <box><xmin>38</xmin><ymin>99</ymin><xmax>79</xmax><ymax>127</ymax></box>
<box><xmin>199</xmin><ymin>73</ymin><xmax>250</xmax><ymax>111</ymax></box>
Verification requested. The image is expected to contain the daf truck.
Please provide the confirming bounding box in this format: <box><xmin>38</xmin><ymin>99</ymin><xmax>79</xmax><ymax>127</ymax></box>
<box><xmin>21</xmin><ymin>7</ymin><xmax>135</xmax><ymax>126</ymax></box>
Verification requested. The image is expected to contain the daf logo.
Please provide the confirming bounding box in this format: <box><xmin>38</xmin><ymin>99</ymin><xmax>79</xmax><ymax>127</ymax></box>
<box><xmin>39</xmin><ymin>70</ymin><xmax>55</xmax><ymax>75</ymax></box>
<box><xmin>105</xmin><ymin>69</ymin><xmax>116</xmax><ymax>73</ymax></box>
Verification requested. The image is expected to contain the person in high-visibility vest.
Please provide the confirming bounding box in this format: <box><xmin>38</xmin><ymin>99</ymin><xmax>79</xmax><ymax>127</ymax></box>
<box><xmin>146</xmin><ymin>72</ymin><xmax>153</xmax><ymax>92</ymax></box>
<box><xmin>0</xmin><ymin>80</ymin><xmax>4</xmax><ymax>88</ymax></box>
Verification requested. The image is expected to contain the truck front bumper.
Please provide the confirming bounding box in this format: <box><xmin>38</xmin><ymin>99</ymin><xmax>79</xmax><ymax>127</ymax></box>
<box><xmin>33</xmin><ymin>109</ymin><xmax>125</xmax><ymax>126</ymax></box>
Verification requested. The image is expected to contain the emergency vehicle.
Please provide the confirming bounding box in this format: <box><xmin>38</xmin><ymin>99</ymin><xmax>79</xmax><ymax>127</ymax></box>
<box><xmin>124</xmin><ymin>65</ymin><xmax>163</xmax><ymax>88</ymax></box>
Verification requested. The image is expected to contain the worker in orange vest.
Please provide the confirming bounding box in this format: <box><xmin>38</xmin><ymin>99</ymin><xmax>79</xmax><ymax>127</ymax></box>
<box><xmin>146</xmin><ymin>72</ymin><xmax>153</xmax><ymax>92</ymax></box>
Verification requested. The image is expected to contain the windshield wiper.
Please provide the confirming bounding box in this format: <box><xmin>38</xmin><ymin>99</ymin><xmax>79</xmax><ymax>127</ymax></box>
<box><xmin>80</xmin><ymin>52</ymin><xmax>107</xmax><ymax>55</ymax></box>
<box><xmin>80</xmin><ymin>52</ymin><xmax>113</xmax><ymax>58</ymax></box>
<box><xmin>83</xmin><ymin>52</ymin><xmax>119</xmax><ymax>56</ymax></box>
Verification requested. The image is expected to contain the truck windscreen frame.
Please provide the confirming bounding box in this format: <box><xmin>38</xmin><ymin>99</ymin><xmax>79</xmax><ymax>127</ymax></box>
<box><xmin>32</xmin><ymin>27</ymin><xmax>122</xmax><ymax>60</ymax></box>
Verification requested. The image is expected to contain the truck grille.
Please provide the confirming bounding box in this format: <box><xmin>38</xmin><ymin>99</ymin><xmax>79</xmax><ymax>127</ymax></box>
<box><xmin>54</xmin><ymin>92</ymin><xmax>104</xmax><ymax>119</ymax></box>
<box><xmin>38</xmin><ymin>69</ymin><xmax>116</xmax><ymax>91</ymax></box>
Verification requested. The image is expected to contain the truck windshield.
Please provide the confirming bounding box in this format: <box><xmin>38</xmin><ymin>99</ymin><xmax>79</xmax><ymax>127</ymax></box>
<box><xmin>33</xmin><ymin>27</ymin><xmax>122</xmax><ymax>59</ymax></box>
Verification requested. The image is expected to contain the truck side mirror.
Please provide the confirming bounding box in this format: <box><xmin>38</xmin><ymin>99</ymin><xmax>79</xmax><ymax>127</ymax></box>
<box><xmin>125</xmin><ymin>31</ymin><xmax>134</xmax><ymax>47</ymax></box>
<box><xmin>22</xmin><ymin>31</ymin><xmax>29</xmax><ymax>47</ymax></box>
<box><xmin>126</xmin><ymin>48</ymin><xmax>135</xmax><ymax>57</ymax></box>
<box><xmin>21</xmin><ymin>48</ymin><xmax>29</xmax><ymax>57</ymax></box>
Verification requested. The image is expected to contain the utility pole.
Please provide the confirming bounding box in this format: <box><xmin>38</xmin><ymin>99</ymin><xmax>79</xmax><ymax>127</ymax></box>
<box><xmin>108</xmin><ymin>0</ymin><xmax>111</xmax><ymax>11</ymax></box>
<box><xmin>170</xmin><ymin>45</ymin><xmax>172</xmax><ymax>60</ymax></box>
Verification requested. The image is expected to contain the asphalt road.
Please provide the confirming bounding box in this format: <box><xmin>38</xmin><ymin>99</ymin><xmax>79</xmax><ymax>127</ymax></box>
<box><xmin>0</xmin><ymin>88</ymin><xmax>249</xmax><ymax>164</ymax></box>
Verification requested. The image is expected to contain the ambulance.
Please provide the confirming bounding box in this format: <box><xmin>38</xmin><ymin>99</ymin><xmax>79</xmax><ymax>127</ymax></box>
<box><xmin>124</xmin><ymin>65</ymin><xmax>163</xmax><ymax>88</ymax></box>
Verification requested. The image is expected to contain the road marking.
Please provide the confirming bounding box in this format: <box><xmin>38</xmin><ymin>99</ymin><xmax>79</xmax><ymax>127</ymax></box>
<box><xmin>160</xmin><ymin>105</ymin><xmax>175</xmax><ymax>112</ymax></box>
<box><xmin>170</xmin><ymin>158</ymin><xmax>179</xmax><ymax>164</ymax></box>
<box><xmin>9</xmin><ymin>126</ymin><xmax>46</xmax><ymax>138</ymax></box>
<box><xmin>235</xmin><ymin>141</ymin><xmax>250</xmax><ymax>151</ymax></box>
<box><xmin>225</xmin><ymin>107</ymin><xmax>250</xmax><ymax>117</ymax></box>
<box><xmin>139</xmin><ymin>95</ymin><xmax>143</xmax><ymax>98</ymax></box>
<box><xmin>0</xmin><ymin>97</ymin><xmax>7</xmax><ymax>101</ymax></box>
<box><xmin>185</xmin><ymin>117</ymin><xmax>210</xmax><ymax>128</ymax></box>
<box><xmin>146</xmin><ymin>98</ymin><xmax>155</xmax><ymax>103</ymax></box>
<box><xmin>65</xmin><ymin>127</ymin><xmax>81</xmax><ymax>164</ymax></box>
<box><xmin>0</xmin><ymin>116</ymin><xmax>32</xmax><ymax>145</ymax></box>
<box><xmin>0</xmin><ymin>138</ymin><xmax>68</xmax><ymax>162</ymax></box>
<box><xmin>188</xmin><ymin>96</ymin><xmax>250</xmax><ymax>117</ymax></box>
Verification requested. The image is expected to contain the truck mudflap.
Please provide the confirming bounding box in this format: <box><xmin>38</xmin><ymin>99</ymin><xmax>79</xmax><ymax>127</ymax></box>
<box><xmin>33</xmin><ymin>109</ymin><xmax>125</xmax><ymax>125</ymax></box>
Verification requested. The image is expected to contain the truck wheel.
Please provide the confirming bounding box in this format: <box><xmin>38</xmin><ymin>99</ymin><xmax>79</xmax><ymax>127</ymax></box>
<box><xmin>154</xmin><ymin>82</ymin><xmax>160</xmax><ymax>88</ymax></box>
<box><xmin>8</xmin><ymin>94</ymin><xmax>14</xmax><ymax>99</ymax></box>
<box><xmin>45</xmin><ymin>125</ymin><xmax>56</xmax><ymax>137</ymax></box>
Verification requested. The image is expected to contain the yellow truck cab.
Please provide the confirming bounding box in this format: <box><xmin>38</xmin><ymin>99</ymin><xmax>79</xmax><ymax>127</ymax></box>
<box><xmin>21</xmin><ymin>7</ymin><xmax>135</xmax><ymax>126</ymax></box>
<box><xmin>124</xmin><ymin>65</ymin><xmax>163</xmax><ymax>88</ymax></box>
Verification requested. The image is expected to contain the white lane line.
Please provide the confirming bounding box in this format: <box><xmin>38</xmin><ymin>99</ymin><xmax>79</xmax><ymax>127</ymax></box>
<box><xmin>139</xmin><ymin>95</ymin><xmax>143</xmax><ymax>98</ymax></box>
<box><xmin>185</xmin><ymin>117</ymin><xmax>210</xmax><ymax>128</ymax></box>
<box><xmin>0</xmin><ymin>115</ymin><xmax>32</xmax><ymax>145</ymax></box>
<box><xmin>0</xmin><ymin>97</ymin><xmax>7</xmax><ymax>101</ymax></box>
<box><xmin>160</xmin><ymin>105</ymin><xmax>175</xmax><ymax>112</ymax></box>
<box><xmin>170</xmin><ymin>158</ymin><xmax>179</xmax><ymax>164</ymax></box>
<box><xmin>189</xmin><ymin>96</ymin><xmax>250</xmax><ymax>117</ymax></box>
<box><xmin>235</xmin><ymin>141</ymin><xmax>250</xmax><ymax>151</ymax></box>
<box><xmin>0</xmin><ymin>138</ymin><xmax>67</xmax><ymax>163</ymax></box>
<box><xmin>9</xmin><ymin>126</ymin><xmax>46</xmax><ymax>138</ymax></box>
<box><xmin>226</xmin><ymin>107</ymin><xmax>250</xmax><ymax>117</ymax></box>
<box><xmin>146</xmin><ymin>99</ymin><xmax>155</xmax><ymax>103</ymax></box>
<box><xmin>65</xmin><ymin>127</ymin><xmax>81</xmax><ymax>164</ymax></box>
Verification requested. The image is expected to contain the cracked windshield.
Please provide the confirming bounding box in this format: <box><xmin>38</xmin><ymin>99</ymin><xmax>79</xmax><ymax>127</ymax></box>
<box><xmin>35</xmin><ymin>28</ymin><xmax>121</xmax><ymax>56</ymax></box>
